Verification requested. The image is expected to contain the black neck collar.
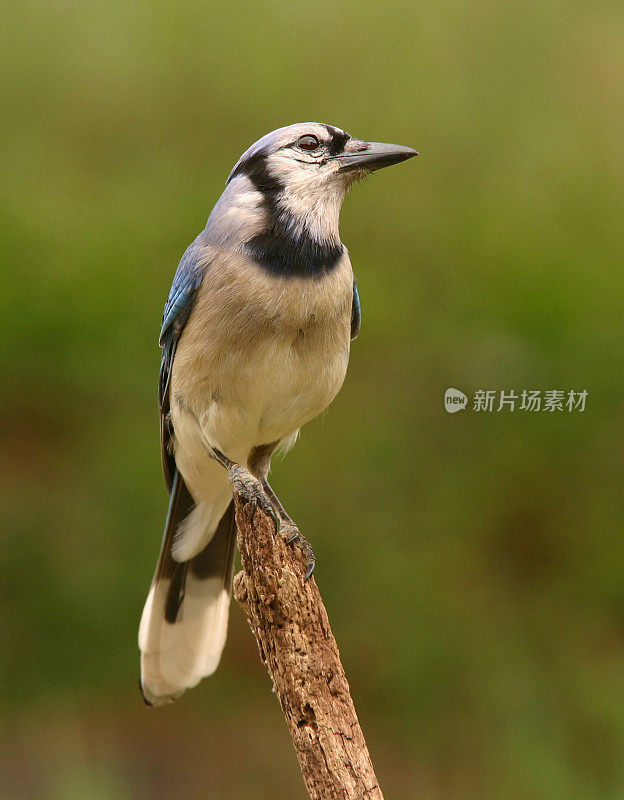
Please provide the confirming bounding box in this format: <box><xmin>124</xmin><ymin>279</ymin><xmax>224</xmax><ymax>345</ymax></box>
<box><xmin>245</xmin><ymin>222</ymin><xmax>343</xmax><ymax>278</ymax></box>
<box><xmin>235</xmin><ymin>149</ymin><xmax>344</xmax><ymax>278</ymax></box>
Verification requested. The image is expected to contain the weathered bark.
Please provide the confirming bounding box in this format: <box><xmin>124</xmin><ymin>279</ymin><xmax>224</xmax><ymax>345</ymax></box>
<box><xmin>232</xmin><ymin>496</ymin><xmax>384</xmax><ymax>800</ymax></box>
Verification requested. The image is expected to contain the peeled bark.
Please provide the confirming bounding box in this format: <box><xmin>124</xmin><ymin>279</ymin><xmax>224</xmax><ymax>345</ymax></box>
<box><xmin>232</xmin><ymin>497</ymin><xmax>384</xmax><ymax>800</ymax></box>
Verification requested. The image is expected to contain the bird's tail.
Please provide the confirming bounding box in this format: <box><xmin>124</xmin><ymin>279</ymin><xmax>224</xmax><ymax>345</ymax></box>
<box><xmin>139</xmin><ymin>472</ymin><xmax>236</xmax><ymax>706</ymax></box>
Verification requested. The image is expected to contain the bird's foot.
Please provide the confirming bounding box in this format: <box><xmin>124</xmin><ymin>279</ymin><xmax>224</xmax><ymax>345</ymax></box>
<box><xmin>279</xmin><ymin>521</ymin><xmax>316</xmax><ymax>581</ymax></box>
<box><xmin>228</xmin><ymin>465</ymin><xmax>279</xmax><ymax>529</ymax></box>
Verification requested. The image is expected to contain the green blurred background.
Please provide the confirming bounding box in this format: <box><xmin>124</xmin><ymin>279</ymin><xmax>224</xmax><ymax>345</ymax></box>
<box><xmin>2</xmin><ymin>1</ymin><xmax>623</xmax><ymax>797</ymax></box>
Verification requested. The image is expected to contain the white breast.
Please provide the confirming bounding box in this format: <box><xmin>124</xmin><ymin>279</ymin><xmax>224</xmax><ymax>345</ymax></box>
<box><xmin>169</xmin><ymin>247</ymin><xmax>353</xmax><ymax>482</ymax></box>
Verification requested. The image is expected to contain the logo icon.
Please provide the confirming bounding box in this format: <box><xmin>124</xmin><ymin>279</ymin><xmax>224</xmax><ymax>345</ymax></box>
<box><xmin>444</xmin><ymin>387</ymin><xmax>467</xmax><ymax>413</ymax></box>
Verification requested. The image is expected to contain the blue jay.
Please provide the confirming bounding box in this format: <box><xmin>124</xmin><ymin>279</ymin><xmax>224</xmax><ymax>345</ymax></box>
<box><xmin>139</xmin><ymin>123</ymin><xmax>417</xmax><ymax>705</ymax></box>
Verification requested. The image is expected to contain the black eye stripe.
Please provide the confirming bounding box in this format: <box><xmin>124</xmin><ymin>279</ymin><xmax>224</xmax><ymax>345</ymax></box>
<box><xmin>291</xmin><ymin>128</ymin><xmax>350</xmax><ymax>156</ymax></box>
<box><xmin>323</xmin><ymin>125</ymin><xmax>350</xmax><ymax>156</ymax></box>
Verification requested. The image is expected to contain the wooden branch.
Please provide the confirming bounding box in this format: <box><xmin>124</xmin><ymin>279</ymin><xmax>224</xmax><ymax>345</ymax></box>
<box><xmin>232</xmin><ymin>496</ymin><xmax>385</xmax><ymax>800</ymax></box>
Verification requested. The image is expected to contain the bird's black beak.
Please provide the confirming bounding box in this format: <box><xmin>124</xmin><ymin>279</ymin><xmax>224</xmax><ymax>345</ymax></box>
<box><xmin>332</xmin><ymin>141</ymin><xmax>418</xmax><ymax>173</ymax></box>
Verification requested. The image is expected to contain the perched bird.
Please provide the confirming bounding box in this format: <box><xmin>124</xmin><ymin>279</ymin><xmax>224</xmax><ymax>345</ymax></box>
<box><xmin>139</xmin><ymin>122</ymin><xmax>417</xmax><ymax>705</ymax></box>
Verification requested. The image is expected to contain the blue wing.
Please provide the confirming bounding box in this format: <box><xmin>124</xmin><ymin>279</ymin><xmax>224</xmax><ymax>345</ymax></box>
<box><xmin>350</xmin><ymin>280</ymin><xmax>361</xmax><ymax>340</ymax></box>
<box><xmin>159</xmin><ymin>239</ymin><xmax>206</xmax><ymax>490</ymax></box>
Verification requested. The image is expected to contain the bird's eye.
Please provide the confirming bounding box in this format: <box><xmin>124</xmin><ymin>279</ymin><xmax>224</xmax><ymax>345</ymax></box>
<box><xmin>298</xmin><ymin>135</ymin><xmax>320</xmax><ymax>151</ymax></box>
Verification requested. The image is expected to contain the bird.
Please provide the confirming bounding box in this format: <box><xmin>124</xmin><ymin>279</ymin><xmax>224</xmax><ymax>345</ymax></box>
<box><xmin>139</xmin><ymin>122</ymin><xmax>417</xmax><ymax>705</ymax></box>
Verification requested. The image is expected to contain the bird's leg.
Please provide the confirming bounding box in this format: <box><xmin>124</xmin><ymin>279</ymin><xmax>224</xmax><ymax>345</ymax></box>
<box><xmin>210</xmin><ymin>448</ymin><xmax>279</xmax><ymax>529</ymax></box>
<box><xmin>213</xmin><ymin>445</ymin><xmax>315</xmax><ymax>579</ymax></box>
<box><xmin>262</xmin><ymin>480</ymin><xmax>316</xmax><ymax>581</ymax></box>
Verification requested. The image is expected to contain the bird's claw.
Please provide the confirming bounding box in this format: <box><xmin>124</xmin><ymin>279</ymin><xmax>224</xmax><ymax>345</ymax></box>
<box><xmin>280</xmin><ymin>522</ymin><xmax>316</xmax><ymax>581</ymax></box>
<box><xmin>227</xmin><ymin>466</ymin><xmax>314</xmax><ymax>578</ymax></box>
<box><xmin>228</xmin><ymin>465</ymin><xmax>278</xmax><ymax>529</ymax></box>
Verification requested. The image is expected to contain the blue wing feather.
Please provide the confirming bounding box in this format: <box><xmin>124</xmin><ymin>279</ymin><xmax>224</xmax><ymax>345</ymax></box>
<box><xmin>351</xmin><ymin>280</ymin><xmax>361</xmax><ymax>340</ymax></box>
<box><xmin>159</xmin><ymin>238</ymin><xmax>206</xmax><ymax>489</ymax></box>
<box><xmin>159</xmin><ymin>241</ymin><xmax>206</xmax><ymax>345</ymax></box>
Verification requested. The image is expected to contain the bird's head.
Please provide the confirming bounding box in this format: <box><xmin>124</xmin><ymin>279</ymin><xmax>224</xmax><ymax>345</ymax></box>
<box><xmin>228</xmin><ymin>121</ymin><xmax>416</xmax><ymax>185</ymax></box>
<box><xmin>206</xmin><ymin>123</ymin><xmax>417</xmax><ymax>273</ymax></box>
